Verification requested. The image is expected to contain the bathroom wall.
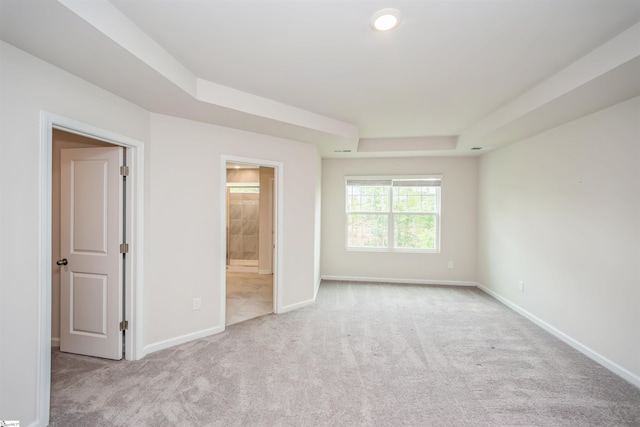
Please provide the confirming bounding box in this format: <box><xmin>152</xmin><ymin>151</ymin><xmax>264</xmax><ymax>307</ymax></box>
<box><xmin>228</xmin><ymin>191</ymin><xmax>259</xmax><ymax>263</ymax></box>
<box><xmin>227</xmin><ymin>168</ymin><xmax>260</xmax><ymax>265</ymax></box>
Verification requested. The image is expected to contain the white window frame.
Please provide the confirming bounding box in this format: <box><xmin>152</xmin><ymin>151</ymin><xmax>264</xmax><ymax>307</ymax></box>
<box><xmin>345</xmin><ymin>175</ymin><xmax>442</xmax><ymax>253</ymax></box>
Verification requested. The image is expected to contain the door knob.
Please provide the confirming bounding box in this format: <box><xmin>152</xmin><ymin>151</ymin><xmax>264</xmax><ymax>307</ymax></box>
<box><xmin>56</xmin><ymin>259</ymin><xmax>68</xmax><ymax>266</ymax></box>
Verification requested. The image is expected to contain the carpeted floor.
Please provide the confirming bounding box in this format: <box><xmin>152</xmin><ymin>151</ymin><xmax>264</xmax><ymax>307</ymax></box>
<box><xmin>50</xmin><ymin>281</ymin><xmax>640</xmax><ymax>426</ymax></box>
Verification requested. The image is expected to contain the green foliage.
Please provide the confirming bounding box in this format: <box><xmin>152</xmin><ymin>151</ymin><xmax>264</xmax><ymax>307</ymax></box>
<box><xmin>347</xmin><ymin>214</ymin><xmax>388</xmax><ymax>247</ymax></box>
<box><xmin>393</xmin><ymin>187</ymin><xmax>437</xmax><ymax>212</ymax></box>
<box><xmin>394</xmin><ymin>214</ymin><xmax>436</xmax><ymax>249</ymax></box>
<box><xmin>347</xmin><ymin>185</ymin><xmax>389</xmax><ymax>212</ymax></box>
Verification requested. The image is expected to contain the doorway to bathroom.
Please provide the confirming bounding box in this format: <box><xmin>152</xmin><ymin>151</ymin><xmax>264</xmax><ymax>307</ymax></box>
<box><xmin>225</xmin><ymin>162</ymin><xmax>275</xmax><ymax>325</ymax></box>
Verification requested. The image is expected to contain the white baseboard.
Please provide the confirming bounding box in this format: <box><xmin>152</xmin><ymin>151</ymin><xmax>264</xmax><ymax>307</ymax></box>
<box><xmin>51</xmin><ymin>337</ymin><xmax>60</xmax><ymax>348</ymax></box>
<box><xmin>142</xmin><ymin>325</ymin><xmax>225</xmax><ymax>357</ymax></box>
<box><xmin>142</xmin><ymin>283</ymin><xmax>318</xmax><ymax>357</ymax></box>
<box><xmin>321</xmin><ymin>275</ymin><xmax>476</xmax><ymax>287</ymax></box>
<box><xmin>476</xmin><ymin>282</ymin><xmax>640</xmax><ymax>389</ymax></box>
<box><xmin>258</xmin><ymin>269</ymin><xmax>272</xmax><ymax>275</ymax></box>
<box><xmin>278</xmin><ymin>296</ymin><xmax>315</xmax><ymax>314</ymax></box>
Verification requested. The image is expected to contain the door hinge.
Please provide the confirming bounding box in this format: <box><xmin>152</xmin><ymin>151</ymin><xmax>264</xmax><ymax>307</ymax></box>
<box><xmin>120</xmin><ymin>165</ymin><xmax>130</xmax><ymax>176</ymax></box>
<box><xmin>120</xmin><ymin>243</ymin><xmax>129</xmax><ymax>254</ymax></box>
<box><xmin>119</xmin><ymin>320</ymin><xmax>129</xmax><ymax>331</ymax></box>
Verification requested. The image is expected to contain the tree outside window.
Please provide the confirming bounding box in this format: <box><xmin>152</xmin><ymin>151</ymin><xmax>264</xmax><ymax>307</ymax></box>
<box><xmin>346</xmin><ymin>176</ymin><xmax>441</xmax><ymax>252</ymax></box>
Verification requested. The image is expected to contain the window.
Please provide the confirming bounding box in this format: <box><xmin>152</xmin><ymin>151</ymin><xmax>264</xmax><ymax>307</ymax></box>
<box><xmin>346</xmin><ymin>176</ymin><xmax>441</xmax><ymax>252</ymax></box>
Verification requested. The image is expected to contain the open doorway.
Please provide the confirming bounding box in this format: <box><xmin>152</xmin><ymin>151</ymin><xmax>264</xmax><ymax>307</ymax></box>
<box><xmin>37</xmin><ymin>112</ymin><xmax>145</xmax><ymax>425</ymax></box>
<box><xmin>51</xmin><ymin>129</ymin><xmax>124</xmax><ymax>358</ymax></box>
<box><xmin>225</xmin><ymin>161</ymin><xmax>275</xmax><ymax>325</ymax></box>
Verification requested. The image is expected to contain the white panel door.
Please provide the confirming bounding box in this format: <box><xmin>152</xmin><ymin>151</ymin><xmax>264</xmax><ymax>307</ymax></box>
<box><xmin>59</xmin><ymin>147</ymin><xmax>123</xmax><ymax>360</ymax></box>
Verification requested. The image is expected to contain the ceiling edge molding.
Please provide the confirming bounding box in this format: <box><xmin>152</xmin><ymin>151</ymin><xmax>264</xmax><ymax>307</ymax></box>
<box><xmin>458</xmin><ymin>22</ymin><xmax>640</xmax><ymax>151</ymax></box>
<box><xmin>196</xmin><ymin>79</ymin><xmax>359</xmax><ymax>141</ymax></box>
<box><xmin>358</xmin><ymin>136</ymin><xmax>457</xmax><ymax>152</ymax></box>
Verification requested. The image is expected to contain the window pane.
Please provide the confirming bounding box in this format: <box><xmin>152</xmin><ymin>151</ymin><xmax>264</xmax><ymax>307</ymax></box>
<box><xmin>422</xmin><ymin>191</ymin><xmax>437</xmax><ymax>212</ymax></box>
<box><xmin>393</xmin><ymin>214</ymin><xmax>436</xmax><ymax>249</ymax></box>
<box><xmin>347</xmin><ymin>185</ymin><xmax>389</xmax><ymax>212</ymax></box>
<box><xmin>347</xmin><ymin>214</ymin><xmax>388</xmax><ymax>248</ymax></box>
<box><xmin>393</xmin><ymin>187</ymin><xmax>437</xmax><ymax>212</ymax></box>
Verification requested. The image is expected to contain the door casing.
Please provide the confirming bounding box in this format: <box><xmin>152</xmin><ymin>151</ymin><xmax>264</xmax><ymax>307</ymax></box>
<box><xmin>37</xmin><ymin>111</ymin><xmax>145</xmax><ymax>426</ymax></box>
<box><xmin>220</xmin><ymin>155</ymin><xmax>284</xmax><ymax>327</ymax></box>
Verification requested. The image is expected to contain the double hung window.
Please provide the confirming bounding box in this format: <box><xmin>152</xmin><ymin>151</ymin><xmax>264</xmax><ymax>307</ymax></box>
<box><xmin>346</xmin><ymin>176</ymin><xmax>441</xmax><ymax>252</ymax></box>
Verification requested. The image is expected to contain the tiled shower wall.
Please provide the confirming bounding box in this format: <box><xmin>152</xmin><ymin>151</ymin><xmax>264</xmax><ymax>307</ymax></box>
<box><xmin>228</xmin><ymin>192</ymin><xmax>259</xmax><ymax>262</ymax></box>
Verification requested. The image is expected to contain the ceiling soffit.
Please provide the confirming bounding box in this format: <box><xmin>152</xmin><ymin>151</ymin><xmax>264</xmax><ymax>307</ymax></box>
<box><xmin>2</xmin><ymin>0</ymin><xmax>638</xmax><ymax>157</ymax></box>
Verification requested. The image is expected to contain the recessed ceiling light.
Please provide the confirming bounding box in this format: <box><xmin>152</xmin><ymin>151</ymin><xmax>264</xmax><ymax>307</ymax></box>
<box><xmin>371</xmin><ymin>8</ymin><xmax>402</xmax><ymax>31</ymax></box>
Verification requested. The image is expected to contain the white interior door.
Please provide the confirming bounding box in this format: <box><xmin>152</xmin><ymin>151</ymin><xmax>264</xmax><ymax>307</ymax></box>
<box><xmin>59</xmin><ymin>147</ymin><xmax>123</xmax><ymax>360</ymax></box>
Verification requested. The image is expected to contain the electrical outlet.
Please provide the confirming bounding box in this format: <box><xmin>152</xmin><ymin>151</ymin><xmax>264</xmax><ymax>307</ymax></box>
<box><xmin>192</xmin><ymin>297</ymin><xmax>202</xmax><ymax>310</ymax></box>
<box><xmin>519</xmin><ymin>281</ymin><xmax>525</xmax><ymax>292</ymax></box>
<box><xmin>448</xmin><ymin>261</ymin><xmax>454</xmax><ymax>269</ymax></box>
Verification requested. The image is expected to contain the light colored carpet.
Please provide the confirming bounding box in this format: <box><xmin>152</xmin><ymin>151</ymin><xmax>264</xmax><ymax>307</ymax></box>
<box><xmin>50</xmin><ymin>281</ymin><xmax>640</xmax><ymax>426</ymax></box>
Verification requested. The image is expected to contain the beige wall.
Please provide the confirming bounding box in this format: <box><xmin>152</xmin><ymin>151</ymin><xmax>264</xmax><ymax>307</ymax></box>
<box><xmin>227</xmin><ymin>168</ymin><xmax>260</xmax><ymax>263</ymax></box>
<box><xmin>145</xmin><ymin>113</ymin><xmax>319</xmax><ymax>346</ymax></box>
<box><xmin>477</xmin><ymin>96</ymin><xmax>640</xmax><ymax>381</ymax></box>
<box><xmin>227</xmin><ymin>168</ymin><xmax>259</xmax><ymax>183</ymax></box>
<box><xmin>321</xmin><ymin>156</ymin><xmax>478</xmax><ymax>283</ymax></box>
<box><xmin>258</xmin><ymin>166</ymin><xmax>275</xmax><ymax>274</ymax></box>
<box><xmin>0</xmin><ymin>42</ymin><xmax>321</xmax><ymax>426</ymax></box>
<box><xmin>0</xmin><ymin>41</ymin><xmax>150</xmax><ymax>425</ymax></box>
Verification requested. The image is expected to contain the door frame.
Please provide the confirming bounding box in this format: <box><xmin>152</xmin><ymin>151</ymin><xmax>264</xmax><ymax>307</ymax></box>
<box><xmin>220</xmin><ymin>155</ymin><xmax>283</xmax><ymax>325</ymax></box>
<box><xmin>37</xmin><ymin>111</ymin><xmax>145</xmax><ymax>424</ymax></box>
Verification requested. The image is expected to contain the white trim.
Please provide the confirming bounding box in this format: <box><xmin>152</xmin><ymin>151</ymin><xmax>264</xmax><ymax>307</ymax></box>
<box><xmin>51</xmin><ymin>337</ymin><xmax>60</xmax><ymax>348</ymax></box>
<box><xmin>36</xmin><ymin>112</ymin><xmax>53</xmax><ymax>427</ymax></box>
<box><xmin>38</xmin><ymin>112</ymin><xmax>146</xmax><ymax>427</ymax></box>
<box><xmin>314</xmin><ymin>277</ymin><xmax>321</xmax><ymax>299</ymax></box>
<box><xmin>320</xmin><ymin>275</ymin><xmax>476</xmax><ymax>287</ymax></box>
<box><xmin>220</xmin><ymin>155</ymin><xmax>284</xmax><ymax>323</ymax></box>
<box><xmin>141</xmin><ymin>326</ymin><xmax>224</xmax><ymax>356</ymax></box>
<box><xmin>476</xmin><ymin>282</ymin><xmax>640</xmax><ymax>389</ymax></box>
<box><xmin>279</xmin><ymin>297</ymin><xmax>316</xmax><ymax>314</ymax></box>
<box><xmin>345</xmin><ymin>174</ymin><xmax>443</xmax><ymax>182</ymax></box>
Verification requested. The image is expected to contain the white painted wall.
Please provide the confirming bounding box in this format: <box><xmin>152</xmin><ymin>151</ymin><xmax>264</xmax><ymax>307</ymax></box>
<box><xmin>314</xmin><ymin>152</ymin><xmax>322</xmax><ymax>295</ymax></box>
<box><xmin>0</xmin><ymin>42</ymin><xmax>322</xmax><ymax>426</ymax></box>
<box><xmin>321</xmin><ymin>157</ymin><xmax>478</xmax><ymax>283</ymax></box>
<box><xmin>0</xmin><ymin>41</ymin><xmax>150</xmax><ymax>426</ymax></box>
<box><xmin>477</xmin><ymin>96</ymin><xmax>640</xmax><ymax>381</ymax></box>
<box><xmin>144</xmin><ymin>114</ymin><xmax>319</xmax><ymax>347</ymax></box>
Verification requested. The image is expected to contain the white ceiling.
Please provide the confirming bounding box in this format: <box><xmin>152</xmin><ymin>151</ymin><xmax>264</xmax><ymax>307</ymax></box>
<box><xmin>1</xmin><ymin>0</ymin><xmax>639</xmax><ymax>157</ymax></box>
